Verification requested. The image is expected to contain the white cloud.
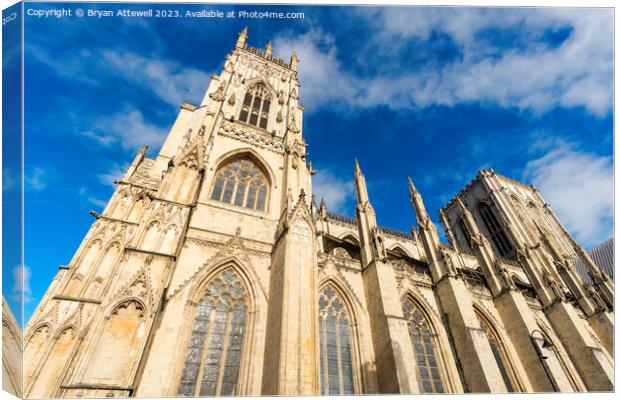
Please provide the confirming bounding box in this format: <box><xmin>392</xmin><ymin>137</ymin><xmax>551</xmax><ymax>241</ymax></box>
<box><xmin>101</xmin><ymin>50</ymin><xmax>210</xmax><ymax>106</ymax></box>
<box><xmin>11</xmin><ymin>265</ymin><xmax>34</xmax><ymax>304</ymax></box>
<box><xmin>97</xmin><ymin>109</ymin><xmax>168</xmax><ymax>150</ymax></box>
<box><xmin>26</xmin><ymin>167</ymin><xmax>51</xmax><ymax>191</ymax></box>
<box><xmin>274</xmin><ymin>29</ymin><xmax>358</xmax><ymax>110</ymax></box>
<box><xmin>78</xmin><ymin>187</ymin><xmax>108</xmax><ymax>208</ymax></box>
<box><xmin>274</xmin><ymin>9</ymin><xmax>612</xmax><ymax>116</ymax></box>
<box><xmin>98</xmin><ymin>162</ymin><xmax>129</xmax><ymax>187</ymax></box>
<box><xmin>312</xmin><ymin>168</ymin><xmax>355</xmax><ymax>214</ymax></box>
<box><xmin>523</xmin><ymin>142</ymin><xmax>613</xmax><ymax>247</ymax></box>
<box><xmin>81</xmin><ymin>130</ymin><xmax>116</xmax><ymax>146</ymax></box>
<box><xmin>28</xmin><ymin>46</ymin><xmax>210</xmax><ymax>107</ymax></box>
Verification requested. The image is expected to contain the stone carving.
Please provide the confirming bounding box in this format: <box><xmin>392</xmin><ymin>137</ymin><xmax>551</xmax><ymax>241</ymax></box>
<box><xmin>219</xmin><ymin>119</ymin><xmax>285</xmax><ymax>153</ymax></box>
<box><xmin>371</xmin><ymin>227</ymin><xmax>387</xmax><ymax>261</ymax></box>
<box><xmin>543</xmin><ymin>270</ymin><xmax>565</xmax><ymax>302</ymax></box>
<box><xmin>209</xmin><ymin>80</ymin><xmax>226</xmax><ymax>101</ymax></box>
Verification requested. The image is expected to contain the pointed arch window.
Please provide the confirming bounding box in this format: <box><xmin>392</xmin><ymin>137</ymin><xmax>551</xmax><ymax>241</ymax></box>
<box><xmin>210</xmin><ymin>158</ymin><xmax>268</xmax><ymax>212</ymax></box>
<box><xmin>476</xmin><ymin>313</ymin><xmax>517</xmax><ymax>392</ymax></box>
<box><xmin>178</xmin><ymin>268</ymin><xmax>248</xmax><ymax>397</ymax></box>
<box><xmin>402</xmin><ymin>298</ymin><xmax>445</xmax><ymax>393</ymax></box>
<box><xmin>318</xmin><ymin>286</ymin><xmax>354</xmax><ymax>395</ymax></box>
<box><xmin>478</xmin><ymin>203</ymin><xmax>514</xmax><ymax>258</ymax></box>
<box><xmin>238</xmin><ymin>84</ymin><xmax>271</xmax><ymax>129</ymax></box>
<box><xmin>459</xmin><ymin>219</ymin><xmax>472</xmax><ymax>250</ymax></box>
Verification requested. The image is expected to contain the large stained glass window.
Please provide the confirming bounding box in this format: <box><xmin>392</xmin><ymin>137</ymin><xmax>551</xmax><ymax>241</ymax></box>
<box><xmin>318</xmin><ymin>285</ymin><xmax>354</xmax><ymax>395</ymax></box>
<box><xmin>210</xmin><ymin>158</ymin><xmax>268</xmax><ymax>212</ymax></box>
<box><xmin>178</xmin><ymin>268</ymin><xmax>248</xmax><ymax>397</ymax></box>
<box><xmin>238</xmin><ymin>84</ymin><xmax>271</xmax><ymax>129</ymax></box>
<box><xmin>402</xmin><ymin>298</ymin><xmax>444</xmax><ymax>393</ymax></box>
<box><xmin>476</xmin><ymin>313</ymin><xmax>516</xmax><ymax>392</ymax></box>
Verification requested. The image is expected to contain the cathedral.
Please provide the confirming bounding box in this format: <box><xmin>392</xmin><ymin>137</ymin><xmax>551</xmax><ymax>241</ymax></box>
<box><xmin>22</xmin><ymin>29</ymin><xmax>614</xmax><ymax>398</ymax></box>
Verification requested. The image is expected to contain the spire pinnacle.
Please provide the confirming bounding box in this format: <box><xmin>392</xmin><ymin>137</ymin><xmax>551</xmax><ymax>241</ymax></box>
<box><xmin>408</xmin><ymin>176</ymin><xmax>429</xmax><ymax>224</ymax></box>
<box><xmin>407</xmin><ymin>176</ymin><xmax>418</xmax><ymax>198</ymax></box>
<box><xmin>236</xmin><ymin>27</ymin><xmax>248</xmax><ymax>48</ymax></box>
<box><xmin>265</xmin><ymin>41</ymin><xmax>273</xmax><ymax>57</ymax></box>
<box><xmin>290</xmin><ymin>51</ymin><xmax>299</xmax><ymax>71</ymax></box>
<box><xmin>354</xmin><ymin>158</ymin><xmax>363</xmax><ymax>176</ymax></box>
<box><xmin>353</xmin><ymin>159</ymin><xmax>369</xmax><ymax>204</ymax></box>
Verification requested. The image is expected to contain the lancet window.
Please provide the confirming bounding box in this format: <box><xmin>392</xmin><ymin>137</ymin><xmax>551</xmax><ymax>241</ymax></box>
<box><xmin>402</xmin><ymin>298</ymin><xmax>445</xmax><ymax>393</ymax></box>
<box><xmin>318</xmin><ymin>285</ymin><xmax>354</xmax><ymax>395</ymax></box>
<box><xmin>178</xmin><ymin>268</ymin><xmax>248</xmax><ymax>397</ymax></box>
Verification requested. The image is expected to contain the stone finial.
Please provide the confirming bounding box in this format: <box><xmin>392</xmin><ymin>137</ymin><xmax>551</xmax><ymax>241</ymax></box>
<box><xmin>265</xmin><ymin>41</ymin><xmax>273</xmax><ymax>57</ymax></box>
<box><xmin>407</xmin><ymin>176</ymin><xmax>418</xmax><ymax>199</ymax></box>
<box><xmin>319</xmin><ymin>198</ymin><xmax>327</xmax><ymax>217</ymax></box>
<box><xmin>290</xmin><ymin>51</ymin><xmax>299</xmax><ymax>71</ymax></box>
<box><xmin>354</xmin><ymin>158</ymin><xmax>363</xmax><ymax>177</ymax></box>
<box><xmin>236</xmin><ymin>27</ymin><xmax>248</xmax><ymax>48</ymax></box>
<box><xmin>353</xmin><ymin>159</ymin><xmax>370</xmax><ymax>205</ymax></box>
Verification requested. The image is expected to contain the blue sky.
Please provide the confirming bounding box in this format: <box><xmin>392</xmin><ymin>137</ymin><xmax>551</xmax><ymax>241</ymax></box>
<box><xmin>11</xmin><ymin>3</ymin><xmax>613</xmax><ymax>324</ymax></box>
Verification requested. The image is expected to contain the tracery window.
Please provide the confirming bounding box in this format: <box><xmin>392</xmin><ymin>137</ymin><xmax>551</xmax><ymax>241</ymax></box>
<box><xmin>318</xmin><ymin>286</ymin><xmax>354</xmax><ymax>395</ymax></box>
<box><xmin>476</xmin><ymin>314</ymin><xmax>516</xmax><ymax>392</ymax></box>
<box><xmin>178</xmin><ymin>268</ymin><xmax>248</xmax><ymax>397</ymax></box>
<box><xmin>210</xmin><ymin>158</ymin><xmax>268</xmax><ymax>212</ymax></box>
<box><xmin>459</xmin><ymin>219</ymin><xmax>472</xmax><ymax>249</ymax></box>
<box><xmin>402</xmin><ymin>298</ymin><xmax>444</xmax><ymax>393</ymax></box>
<box><xmin>238</xmin><ymin>84</ymin><xmax>271</xmax><ymax>129</ymax></box>
<box><xmin>478</xmin><ymin>203</ymin><xmax>514</xmax><ymax>258</ymax></box>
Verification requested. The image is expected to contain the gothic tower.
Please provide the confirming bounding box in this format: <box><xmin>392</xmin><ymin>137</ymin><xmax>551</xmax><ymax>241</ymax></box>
<box><xmin>440</xmin><ymin>169</ymin><xmax>614</xmax><ymax>390</ymax></box>
<box><xmin>23</xmin><ymin>28</ymin><xmax>317</xmax><ymax>398</ymax></box>
<box><xmin>22</xmin><ymin>30</ymin><xmax>613</xmax><ymax>398</ymax></box>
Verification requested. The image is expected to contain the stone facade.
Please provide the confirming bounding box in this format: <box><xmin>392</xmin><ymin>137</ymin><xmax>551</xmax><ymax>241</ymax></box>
<box><xmin>23</xmin><ymin>30</ymin><xmax>614</xmax><ymax>398</ymax></box>
<box><xmin>3</xmin><ymin>297</ymin><xmax>22</xmax><ymax>397</ymax></box>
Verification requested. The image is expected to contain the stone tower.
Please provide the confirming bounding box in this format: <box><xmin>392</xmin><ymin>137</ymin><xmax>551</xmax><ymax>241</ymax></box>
<box><xmin>22</xmin><ymin>30</ymin><xmax>613</xmax><ymax>398</ymax></box>
<box><xmin>23</xmin><ymin>28</ymin><xmax>318</xmax><ymax>398</ymax></box>
<box><xmin>440</xmin><ymin>169</ymin><xmax>614</xmax><ymax>391</ymax></box>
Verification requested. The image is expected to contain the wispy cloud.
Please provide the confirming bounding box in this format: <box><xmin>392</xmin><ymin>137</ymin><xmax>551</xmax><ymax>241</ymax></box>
<box><xmin>523</xmin><ymin>141</ymin><xmax>612</xmax><ymax>247</ymax></box>
<box><xmin>25</xmin><ymin>167</ymin><xmax>53</xmax><ymax>191</ymax></box>
<box><xmin>11</xmin><ymin>265</ymin><xmax>34</xmax><ymax>304</ymax></box>
<box><xmin>275</xmin><ymin>8</ymin><xmax>612</xmax><ymax>116</ymax></box>
<box><xmin>94</xmin><ymin>109</ymin><xmax>168</xmax><ymax>150</ymax></box>
<box><xmin>78</xmin><ymin>187</ymin><xmax>108</xmax><ymax>209</ymax></box>
<box><xmin>312</xmin><ymin>167</ymin><xmax>355</xmax><ymax>214</ymax></box>
<box><xmin>28</xmin><ymin>45</ymin><xmax>210</xmax><ymax>107</ymax></box>
<box><xmin>98</xmin><ymin>162</ymin><xmax>129</xmax><ymax>188</ymax></box>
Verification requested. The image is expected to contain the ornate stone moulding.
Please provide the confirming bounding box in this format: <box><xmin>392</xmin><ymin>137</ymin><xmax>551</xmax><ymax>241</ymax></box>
<box><xmin>218</xmin><ymin>119</ymin><xmax>285</xmax><ymax>153</ymax></box>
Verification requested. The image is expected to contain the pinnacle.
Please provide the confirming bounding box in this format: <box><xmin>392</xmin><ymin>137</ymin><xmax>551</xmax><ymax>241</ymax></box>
<box><xmin>407</xmin><ymin>176</ymin><xmax>417</xmax><ymax>196</ymax></box>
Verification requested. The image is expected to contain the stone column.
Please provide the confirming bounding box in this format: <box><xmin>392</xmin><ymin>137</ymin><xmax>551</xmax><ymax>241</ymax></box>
<box><xmin>409</xmin><ymin>179</ymin><xmax>507</xmax><ymax>393</ymax></box>
<box><xmin>354</xmin><ymin>162</ymin><xmax>420</xmax><ymax>393</ymax></box>
<box><xmin>262</xmin><ymin>194</ymin><xmax>320</xmax><ymax>395</ymax></box>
